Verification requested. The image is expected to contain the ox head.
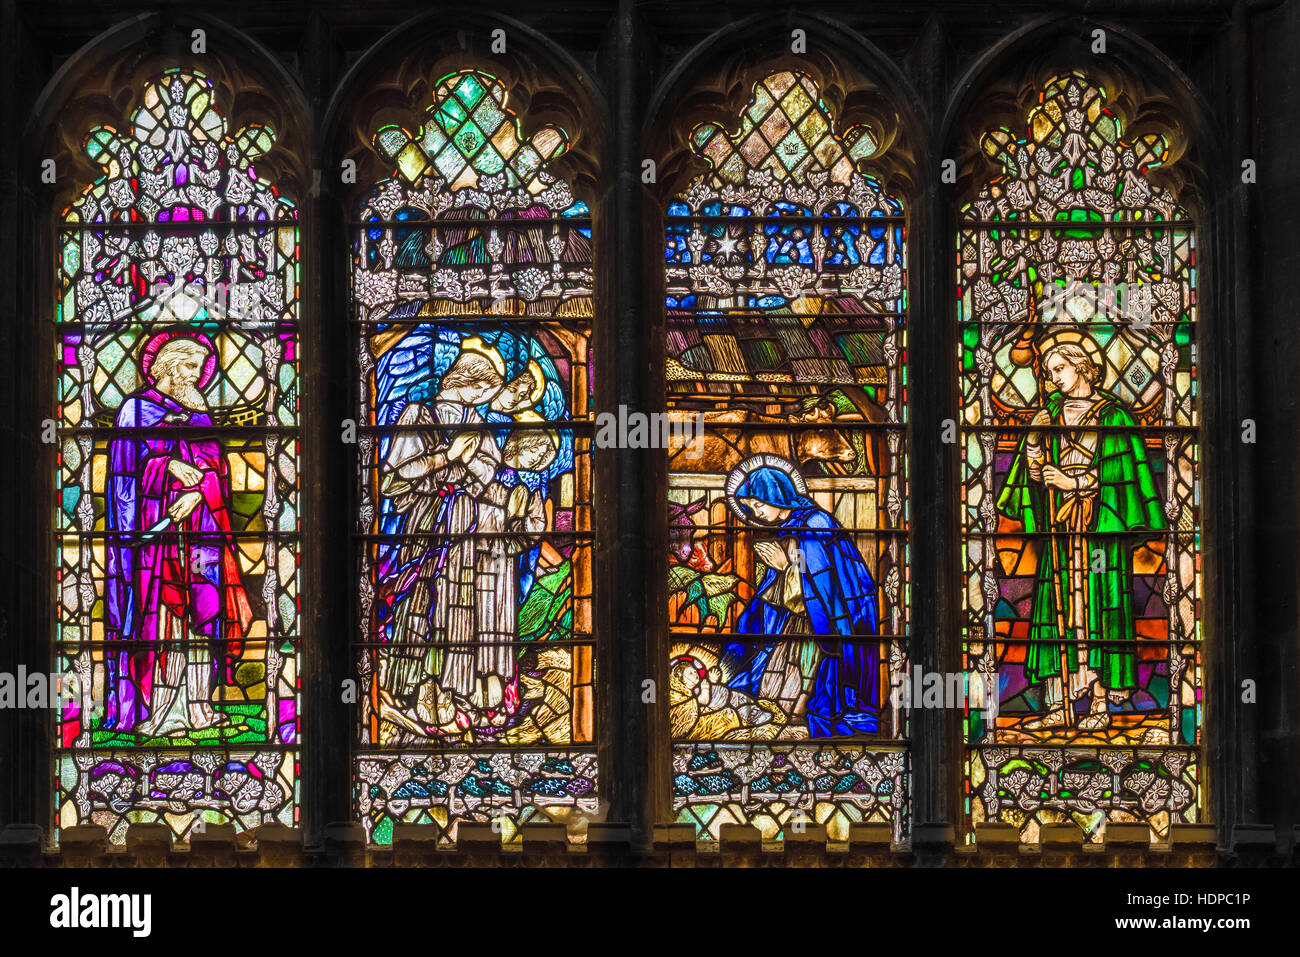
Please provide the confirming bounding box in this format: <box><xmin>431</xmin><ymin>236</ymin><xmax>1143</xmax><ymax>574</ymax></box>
<box><xmin>791</xmin><ymin>401</ymin><xmax>857</xmax><ymax>471</ymax></box>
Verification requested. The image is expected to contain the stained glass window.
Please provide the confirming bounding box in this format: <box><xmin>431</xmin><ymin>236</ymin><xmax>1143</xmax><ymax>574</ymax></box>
<box><xmin>352</xmin><ymin>70</ymin><xmax>596</xmax><ymax>845</ymax></box>
<box><xmin>665</xmin><ymin>71</ymin><xmax>909</xmax><ymax>842</ymax></box>
<box><xmin>958</xmin><ymin>73</ymin><xmax>1200</xmax><ymax>842</ymax></box>
<box><xmin>55</xmin><ymin>69</ymin><xmax>301</xmax><ymax>842</ymax></box>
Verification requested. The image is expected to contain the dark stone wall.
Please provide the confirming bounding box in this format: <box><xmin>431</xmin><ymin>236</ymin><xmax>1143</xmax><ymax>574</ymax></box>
<box><xmin>0</xmin><ymin>0</ymin><xmax>1294</xmax><ymax>863</ymax></box>
<box><xmin>1253</xmin><ymin>0</ymin><xmax>1300</xmax><ymax>846</ymax></box>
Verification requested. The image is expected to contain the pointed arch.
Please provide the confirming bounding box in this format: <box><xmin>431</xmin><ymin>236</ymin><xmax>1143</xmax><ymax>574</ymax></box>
<box><xmin>941</xmin><ymin>16</ymin><xmax>1217</xmax><ymax>220</ymax></box>
<box><xmin>36</xmin><ymin>15</ymin><xmax>308</xmax><ymax>844</ymax></box>
<box><xmin>645</xmin><ymin>13</ymin><xmax>925</xmax><ymax>208</ymax></box>
<box><xmin>322</xmin><ymin>10</ymin><xmax>606</xmax><ymax>216</ymax></box>
<box><xmin>31</xmin><ymin>13</ymin><xmax>310</xmax><ymax>217</ymax></box>
<box><xmin>651</xmin><ymin>17</ymin><xmax>921</xmax><ymax>845</ymax></box>
<box><xmin>952</xmin><ymin>52</ymin><xmax>1208</xmax><ymax>843</ymax></box>
<box><xmin>332</xmin><ymin>16</ymin><xmax>608</xmax><ymax>846</ymax></box>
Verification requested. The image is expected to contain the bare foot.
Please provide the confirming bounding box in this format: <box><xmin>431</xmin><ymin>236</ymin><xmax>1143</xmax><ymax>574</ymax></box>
<box><xmin>1077</xmin><ymin>711</ymin><xmax>1110</xmax><ymax>730</ymax></box>
<box><xmin>1022</xmin><ymin>711</ymin><xmax>1067</xmax><ymax>730</ymax></box>
<box><xmin>190</xmin><ymin>708</ymin><xmax>231</xmax><ymax>730</ymax></box>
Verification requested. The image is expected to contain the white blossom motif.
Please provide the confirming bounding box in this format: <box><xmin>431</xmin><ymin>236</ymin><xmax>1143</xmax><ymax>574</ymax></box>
<box><xmin>665</xmin><ymin>71</ymin><xmax>910</xmax><ymax>841</ymax></box>
<box><xmin>959</xmin><ymin>73</ymin><xmax>1201</xmax><ymax>843</ymax></box>
<box><xmin>55</xmin><ymin>69</ymin><xmax>301</xmax><ymax>844</ymax></box>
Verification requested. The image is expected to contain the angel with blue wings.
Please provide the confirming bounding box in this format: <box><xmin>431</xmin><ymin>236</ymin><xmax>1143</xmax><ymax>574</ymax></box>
<box><xmin>371</xmin><ymin>324</ymin><xmax>569</xmax><ymax>739</ymax></box>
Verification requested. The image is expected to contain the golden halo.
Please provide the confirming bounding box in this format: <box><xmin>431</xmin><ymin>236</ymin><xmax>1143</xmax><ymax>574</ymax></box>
<box><xmin>724</xmin><ymin>453</ymin><xmax>808</xmax><ymax>521</ymax></box>
<box><xmin>1037</xmin><ymin>328</ymin><xmax>1104</xmax><ymax>367</ymax></box>
<box><xmin>522</xmin><ymin>359</ymin><xmax>547</xmax><ymax>407</ymax></box>
<box><xmin>458</xmin><ymin>336</ymin><xmax>507</xmax><ymax>377</ymax></box>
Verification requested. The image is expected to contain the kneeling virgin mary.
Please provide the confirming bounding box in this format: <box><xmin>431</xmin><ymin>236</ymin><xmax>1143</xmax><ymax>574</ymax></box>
<box><xmin>722</xmin><ymin>455</ymin><xmax>881</xmax><ymax>736</ymax></box>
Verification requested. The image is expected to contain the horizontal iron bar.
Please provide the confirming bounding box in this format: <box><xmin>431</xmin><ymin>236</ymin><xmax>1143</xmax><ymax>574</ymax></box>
<box><xmin>57</xmin><ymin>744</ymin><xmax>300</xmax><ymax>753</ymax></box>
<box><xmin>667</xmin><ymin>311</ymin><xmax>906</xmax><ymax>320</ymax></box>
<box><xmin>959</xmin><ymin>423</ymin><xmax>1198</xmax><ymax>432</ymax></box>
<box><xmin>673</xmin><ymin>736</ymin><xmax>910</xmax><ymax>747</ymax></box>
<box><xmin>352</xmin><ymin>744</ymin><xmax>598</xmax><ymax>756</ymax></box>
<box><xmin>351</xmin><ymin>638</ymin><xmax>593</xmax><ymax>648</ymax></box>
<box><xmin>670</xmin><ymin>632</ymin><xmax>910</xmax><ymax>642</ymax></box>
<box><xmin>59</xmin><ymin>220</ymin><xmax>297</xmax><ymax>232</ymax></box>
<box><xmin>667</xmin><ymin>215</ymin><xmax>906</xmax><ymax>225</ymax></box>
<box><xmin>959</xmin><ymin>220</ymin><xmax>1195</xmax><ymax>230</ymax></box>
<box><xmin>958</xmin><ymin>318</ymin><xmax>1196</xmax><ymax>327</ymax></box>
<box><xmin>354</xmin><ymin>531</ymin><xmax>593</xmax><ymax>541</ymax></box>
<box><xmin>56</xmin><ymin>426</ymin><xmax>300</xmax><ymax>436</ymax></box>
<box><xmin>56</xmin><ymin>638</ymin><xmax>300</xmax><ymax>648</ymax></box>
<box><xmin>967</xmin><ymin>743</ymin><xmax>1200</xmax><ymax>752</ymax></box>
<box><xmin>349</xmin><ymin>218</ymin><xmax>592</xmax><ymax>228</ymax></box>
<box><xmin>58</xmin><ymin>531</ymin><xmax>298</xmax><ymax>541</ymax></box>
<box><xmin>963</xmin><ymin>637</ymin><xmax>1201</xmax><ymax>646</ymax></box>
<box><xmin>55</xmin><ymin>320</ymin><xmax>299</xmax><ymax>330</ymax></box>
<box><xmin>356</xmin><ymin>421</ymin><xmax>588</xmax><ymax>433</ymax></box>
<box><xmin>960</xmin><ymin>530</ymin><xmax>1199</xmax><ymax>539</ymax></box>
<box><xmin>666</xmin><ymin>525</ymin><xmax>909</xmax><ymax>533</ymax></box>
<box><xmin>350</xmin><ymin>316</ymin><xmax>593</xmax><ymax>327</ymax></box>
<box><xmin>658</xmin><ymin>420</ymin><xmax>906</xmax><ymax>430</ymax></box>
<box><xmin>676</xmin><ymin>524</ymin><xmax>909</xmax><ymax>533</ymax></box>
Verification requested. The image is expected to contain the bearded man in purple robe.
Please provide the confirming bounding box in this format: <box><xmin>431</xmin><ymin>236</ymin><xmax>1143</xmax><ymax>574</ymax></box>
<box><xmin>104</xmin><ymin>332</ymin><xmax>253</xmax><ymax>735</ymax></box>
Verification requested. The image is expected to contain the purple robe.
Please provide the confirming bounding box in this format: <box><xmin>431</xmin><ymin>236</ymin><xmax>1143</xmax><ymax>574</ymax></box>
<box><xmin>103</xmin><ymin>387</ymin><xmax>253</xmax><ymax>732</ymax></box>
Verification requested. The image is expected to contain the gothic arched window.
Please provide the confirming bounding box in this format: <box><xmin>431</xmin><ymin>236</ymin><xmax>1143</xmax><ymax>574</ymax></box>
<box><xmin>55</xmin><ymin>68</ymin><xmax>302</xmax><ymax>841</ymax></box>
<box><xmin>351</xmin><ymin>69</ymin><xmax>597</xmax><ymax>844</ymax></box>
<box><xmin>958</xmin><ymin>73</ymin><xmax>1201</xmax><ymax>842</ymax></box>
<box><xmin>665</xmin><ymin>71</ymin><xmax>909</xmax><ymax>843</ymax></box>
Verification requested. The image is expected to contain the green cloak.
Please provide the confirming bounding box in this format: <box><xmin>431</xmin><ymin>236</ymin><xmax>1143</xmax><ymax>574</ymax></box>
<box><xmin>996</xmin><ymin>388</ymin><xmax>1165</xmax><ymax>691</ymax></box>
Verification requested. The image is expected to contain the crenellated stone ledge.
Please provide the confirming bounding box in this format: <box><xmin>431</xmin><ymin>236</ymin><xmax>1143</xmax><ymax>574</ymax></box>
<box><xmin>0</xmin><ymin>822</ymin><xmax>1275</xmax><ymax>868</ymax></box>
